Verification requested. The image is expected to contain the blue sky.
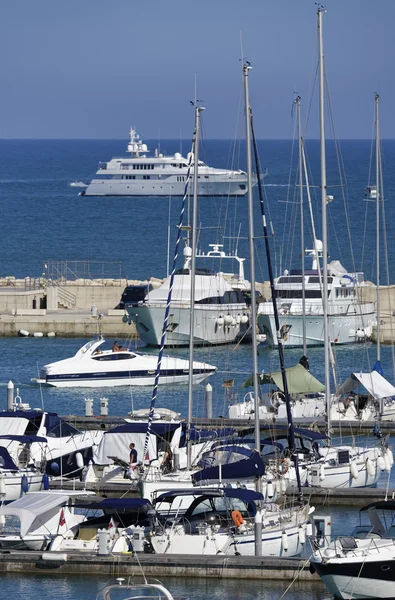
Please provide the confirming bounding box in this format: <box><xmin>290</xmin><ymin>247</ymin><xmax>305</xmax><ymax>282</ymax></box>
<box><xmin>1</xmin><ymin>0</ymin><xmax>394</xmax><ymax>139</ymax></box>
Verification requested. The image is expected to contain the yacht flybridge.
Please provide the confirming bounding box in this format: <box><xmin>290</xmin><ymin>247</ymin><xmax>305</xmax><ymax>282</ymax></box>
<box><xmin>257</xmin><ymin>240</ymin><xmax>376</xmax><ymax>348</ymax></box>
<box><xmin>80</xmin><ymin>128</ymin><xmax>250</xmax><ymax>197</ymax></box>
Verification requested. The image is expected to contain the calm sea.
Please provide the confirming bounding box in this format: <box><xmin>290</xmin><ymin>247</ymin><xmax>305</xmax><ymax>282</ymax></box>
<box><xmin>0</xmin><ymin>138</ymin><xmax>394</xmax><ymax>599</ymax></box>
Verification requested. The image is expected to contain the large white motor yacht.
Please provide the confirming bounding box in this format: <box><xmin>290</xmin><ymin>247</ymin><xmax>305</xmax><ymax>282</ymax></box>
<box><xmin>126</xmin><ymin>244</ymin><xmax>250</xmax><ymax>347</ymax></box>
<box><xmin>80</xmin><ymin>128</ymin><xmax>250</xmax><ymax>197</ymax></box>
<box><xmin>257</xmin><ymin>240</ymin><xmax>376</xmax><ymax>348</ymax></box>
<box><xmin>34</xmin><ymin>338</ymin><xmax>216</xmax><ymax>387</ymax></box>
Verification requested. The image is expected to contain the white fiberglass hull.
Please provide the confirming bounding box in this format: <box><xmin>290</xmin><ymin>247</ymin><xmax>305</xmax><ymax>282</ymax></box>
<box><xmin>128</xmin><ymin>304</ymin><xmax>249</xmax><ymax>347</ymax></box>
<box><xmin>151</xmin><ymin>517</ymin><xmax>307</xmax><ymax>557</ymax></box>
<box><xmin>258</xmin><ymin>311</ymin><xmax>376</xmax><ymax>348</ymax></box>
<box><xmin>0</xmin><ymin>472</ymin><xmax>45</xmax><ymax>502</ymax></box>
<box><xmin>83</xmin><ymin>178</ymin><xmax>248</xmax><ymax>197</ymax></box>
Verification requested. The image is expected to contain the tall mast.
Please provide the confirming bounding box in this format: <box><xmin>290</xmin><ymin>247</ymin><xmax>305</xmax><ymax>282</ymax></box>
<box><xmin>317</xmin><ymin>7</ymin><xmax>331</xmax><ymax>442</ymax></box>
<box><xmin>375</xmin><ymin>94</ymin><xmax>381</xmax><ymax>362</ymax></box>
<box><xmin>296</xmin><ymin>96</ymin><xmax>307</xmax><ymax>356</ymax></box>
<box><xmin>243</xmin><ymin>62</ymin><xmax>261</xmax><ymax>472</ymax></box>
<box><xmin>187</xmin><ymin>105</ymin><xmax>203</xmax><ymax>470</ymax></box>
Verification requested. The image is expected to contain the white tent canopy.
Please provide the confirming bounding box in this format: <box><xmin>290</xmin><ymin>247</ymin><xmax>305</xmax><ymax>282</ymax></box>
<box><xmin>336</xmin><ymin>371</ymin><xmax>395</xmax><ymax>400</ymax></box>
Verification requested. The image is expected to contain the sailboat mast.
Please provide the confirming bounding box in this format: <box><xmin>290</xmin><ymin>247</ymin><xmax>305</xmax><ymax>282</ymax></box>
<box><xmin>375</xmin><ymin>94</ymin><xmax>381</xmax><ymax>362</ymax></box>
<box><xmin>296</xmin><ymin>96</ymin><xmax>307</xmax><ymax>356</ymax></box>
<box><xmin>243</xmin><ymin>63</ymin><xmax>261</xmax><ymax>463</ymax></box>
<box><xmin>187</xmin><ymin>105</ymin><xmax>203</xmax><ymax>470</ymax></box>
<box><xmin>318</xmin><ymin>7</ymin><xmax>331</xmax><ymax>441</ymax></box>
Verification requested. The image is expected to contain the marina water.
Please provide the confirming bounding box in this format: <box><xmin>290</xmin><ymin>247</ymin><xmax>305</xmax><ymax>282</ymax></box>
<box><xmin>1</xmin><ymin>138</ymin><xmax>395</xmax><ymax>598</ymax></box>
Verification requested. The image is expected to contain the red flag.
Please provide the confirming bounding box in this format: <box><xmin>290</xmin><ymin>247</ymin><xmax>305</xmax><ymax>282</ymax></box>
<box><xmin>59</xmin><ymin>508</ymin><xmax>66</xmax><ymax>527</ymax></box>
<box><xmin>145</xmin><ymin>451</ymin><xmax>150</xmax><ymax>462</ymax></box>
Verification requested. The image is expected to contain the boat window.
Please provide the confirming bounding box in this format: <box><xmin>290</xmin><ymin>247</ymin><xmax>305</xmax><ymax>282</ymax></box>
<box><xmin>276</xmin><ymin>290</ymin><xmax>325</xmax><ymax>299</ymax></box>
<box><xmin>277</xmin><ymin>277</ymin><xmax>304</xmax><ymax>284</ymax></box>
<box><xmin>24</xmin><ymin>416</ymin><xmax>43</xmax><ymax>435</ymax></box>
<box><xmin>188</xmin><ymin>498</ymin><xmax>213</xmax><ymax>517</ymax></box>
<box><xmin>308</xmin><ymin>276</ymin><xmax>333</xmax><ymax>284</ymax></box>
<box><xmin>46</xmin><ymin>420</ymin><xmax>80</xmax><ymax>438</ymax></box>
<box><xmin>93</xmin><ymin>353</ymin><xmax>132</xmax><ymax>361</ymax></box>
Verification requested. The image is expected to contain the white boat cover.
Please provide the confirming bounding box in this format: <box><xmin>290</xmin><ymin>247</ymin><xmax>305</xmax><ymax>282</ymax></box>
<box><xmin>0</xmin><ymin>417</ymin><xmax>29</xmax><ymax>437</ymax></box>
<box><xmin>93</xmin><ymin>430</ymin><xmax>158</xmax><ymax>465</ymax></box>
<box><xmin>0</xmin><ymin>491</ymin><xmax>90</xmax><ymax>537</ymax></box>
<box><xmin>336</xmin><ymin>371</ymin><xmax>395</xmax><ymax>399</ymax></box>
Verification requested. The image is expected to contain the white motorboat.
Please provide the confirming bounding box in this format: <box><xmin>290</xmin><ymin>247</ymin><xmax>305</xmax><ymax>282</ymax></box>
<box><xmin>126</xmin><ymin>244</ymin><xmax>250</xmax><ymax>347</ymax></box>
<box><xmin>0</xmin><ymin>490</ymin><xmax>94</xmax><ymax>550</ymax></box>
<box><xmin>81</xmin><ymin>127</ymin><xmax>250</xmax><ymax>197</ymax></box>
<box><xmin>0</xmin><ymin>392</ymin><xmax>103</xmax><ymax>478</ymax></box>
<box><xmin>257</xmin><ymin>240</ymin><xmax>376</xmax><ymax>348</ymax></box>
<box><xmin>310</xmin><ymin>500</ymin><xmax>395</xmax><ymax>599</ymax></box>
<box><xmin>34</xmin><ymin>338</ymin><xmax>216</xmax><ymax>388</ymax></box>
<box><xmin>148</xmin><ymin>487</ymin><xmax>311</xmax><ymax>557</ymax></box>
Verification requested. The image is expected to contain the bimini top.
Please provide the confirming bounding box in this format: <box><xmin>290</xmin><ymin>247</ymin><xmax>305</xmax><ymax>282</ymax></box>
<box><xmin>242</xmin><ymin>362</ymin><xmax>325</xmax><ymax>394</ymax></box>
<box><xmin>154</xmin><ymin>487</ymin><xmax>264</xmax><ymax>504</ymax></box>
<box><xmin>0</xmin><ymin>491</ymin><xmax>94</xmax><ymax>537</ymax></box>
<box><xmin>336</xmin><ymin>370</ymin><xmax>395</xmax><ymax>400</ymax></box>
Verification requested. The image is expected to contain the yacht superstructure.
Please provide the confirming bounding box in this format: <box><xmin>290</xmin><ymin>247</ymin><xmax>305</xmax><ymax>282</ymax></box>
<box><xmin>81</xmin><ymin>128</ymin><xmax>250</xmax><ymax>197</ymax></box>
<box><xmin>257</xmin><ymin>241</ymin><xmax>376</xmax><ymax>348</ymax></box>
<box><xmin>125</xmin><ymin>244</ymin><xmax>250</xmax><ymax>347</ymax></box>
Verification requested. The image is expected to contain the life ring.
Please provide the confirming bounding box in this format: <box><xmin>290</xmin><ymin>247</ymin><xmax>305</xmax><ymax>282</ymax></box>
<box><xmin>231</xmin><ymin>510</ymin><xmax>244</xmax><ymax>528</ymax></box>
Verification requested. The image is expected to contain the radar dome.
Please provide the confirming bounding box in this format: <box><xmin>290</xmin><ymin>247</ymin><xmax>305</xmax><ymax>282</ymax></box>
<box><xmin>183</xmin><ymin>246</ymin><xmax>192</xmax><ymax>258</ymax></box>
<box><xmin>315</xmin><ymin>239</ymin><xmax>323</xmax><ymax>252</ymax></box>
<box><xmin>174</xmin><ymin>152</ymin><xmax>182</xmax><ymax>160</ymax></box>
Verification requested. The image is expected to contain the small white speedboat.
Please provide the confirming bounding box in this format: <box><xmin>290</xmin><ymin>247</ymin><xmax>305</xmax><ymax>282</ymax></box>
<box><xmin>34</xmin><ymin>338</ymin><xmax>217</xmax><ymax>388</ymax></box>
<box><xmin>70</xmin><ymin>181</ymin><xmax>88</xmax><ymax>188</ymax></box>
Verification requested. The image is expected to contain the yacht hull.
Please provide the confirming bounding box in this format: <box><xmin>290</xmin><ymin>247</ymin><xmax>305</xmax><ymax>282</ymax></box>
<box><xmin>258</xmin><ymin>311</ymin><xmax>376</xmax><ymax>348</ymax></box>
<box><xmin>83</xmin><ymin>179</ymin><xmax>248</xmax><ymax>197</ymax></box>
<box><xmin>313</xmin><ymin>560</ymin><xmax>395</xmax><ymax>599</ymax></box>
<box><xmin>128</xmin><ymin>304</ymin><xmax>249</xmax><ymax>347</ymax></box>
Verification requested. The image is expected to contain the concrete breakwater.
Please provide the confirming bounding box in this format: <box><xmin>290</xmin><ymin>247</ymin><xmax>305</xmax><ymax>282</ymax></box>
<box><xmin>0</xmin><ymin>274</ymin><xmax>395</xmax><ymax>340</ymax></box>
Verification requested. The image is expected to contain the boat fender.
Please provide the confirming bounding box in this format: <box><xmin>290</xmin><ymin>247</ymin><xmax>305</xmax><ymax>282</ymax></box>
<box><xmin>0</xmin><ymin>475</ymin><xmax>5</xmax><ymax>496</ymax></box>
<box><xmin>75</xmin><ymin>452</ymin><xmax>84</xmax><ymax>469</ymax></box>
<box><xmin>18</xmin><ymin>330</ymin><xmax>29</xmax><ymax>337</ymax></box>
<box><xmin>0</xmin><ymin>515</ymin><xmax>5</xmax><ymax>529</ymax></box>
<box><xmin>306</xmin><ymin>523</ymin><xmax>313</xmax><ymax>537</ymax></box>
<box><xmin>43</xmin><ymin>473</ymin><xmax>50</xmax><ymax>490</ymax></box>
<box><xmin>366</xmin><ymin>458</ymin><xmax>375</xmax><ymax>477</ymax></box>
<box><xmin>377</xmin><ymin>456</ymin><xmax>386</xmax><ymax>471</ymax></box>
<box><xmin>281</xmin><ymin>531</ymin><xmax>289</xmax><ymax>551</ymax></box>
<box><xmin>280</xmin><ymin>477</ymin><xmax>287</xmax><ymax>493</ymax></box>
<box><xmin>266</xmin><ymin>481</ymin><xmax>274</xmax><ymax>499</ymax></box>
<box><xmin>231</xmin><ymin>510</ymin><xmax>244</xmax><ymax>528</ymax></box>
<box><xmin>50</xmin><ymin>461</ymin><xmax>60</xmax><ymax>475</ymax></box>
<box><xmin>236</xmin><ymin>315</ymin><xmax>241</xmax><ymax>324</ymax></box>
<box><xmin>33</xmin><ymin>332</ymin><xmax>44</xmax><ymax>338</ymax></box>
<box><xmin>217</xmin><ymin>316</ymin><xmax>224</xmax><ymax>326</ymax></box>
<box><xmin>21</xmin><ymin>474</ymin><xmax>29</xmax><ymax>493</ymax></box>
<box><xmin>350</xmin><ymin>461</ymin><xmax>359</xmax><ymax>480</ymax></box>
<box><xmin>386</xmin><ymin>448</ymin><xmax>394</xmax><ymax>467</ymax></box>
<box><xmin>384</xmin><ymin>454</ymin><xmax>391</xmax><ymax>472</ymax></box>
<box><xmin>224</xmin><ymin>315</ymin><xmax>233</xmax><ymax>325</ymax></box>
<box><xmin>240</xmin><ymin>315</ymin><xmax>248</xmax><ymax>324</ymax></box>
<box><xmin>298</xmin><ymin>526</ymin><xmax>306</xmax><ymax>545</ymax></box>
<box><xmin>231</xmin><ymin>318</ymin><xmax>237</xmax><ymax>327</ymax></box>
<box><xmin>275</xmin><ymin>479</ymin><xmax>281</xmax><ymax>494</ymax></box>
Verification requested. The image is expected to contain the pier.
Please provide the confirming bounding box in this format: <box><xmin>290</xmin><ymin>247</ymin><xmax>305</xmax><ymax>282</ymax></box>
<box><xmin>0</xmin><ymin>549</ymin><xmax>315</xmax><ymax>581</ymax></box>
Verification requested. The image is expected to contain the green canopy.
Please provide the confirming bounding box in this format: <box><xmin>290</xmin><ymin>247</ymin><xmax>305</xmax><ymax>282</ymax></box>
<box><xmin>241</xmin><ymin>363</ymin><xmax>325</xmax><ymax>394</ymax></box>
